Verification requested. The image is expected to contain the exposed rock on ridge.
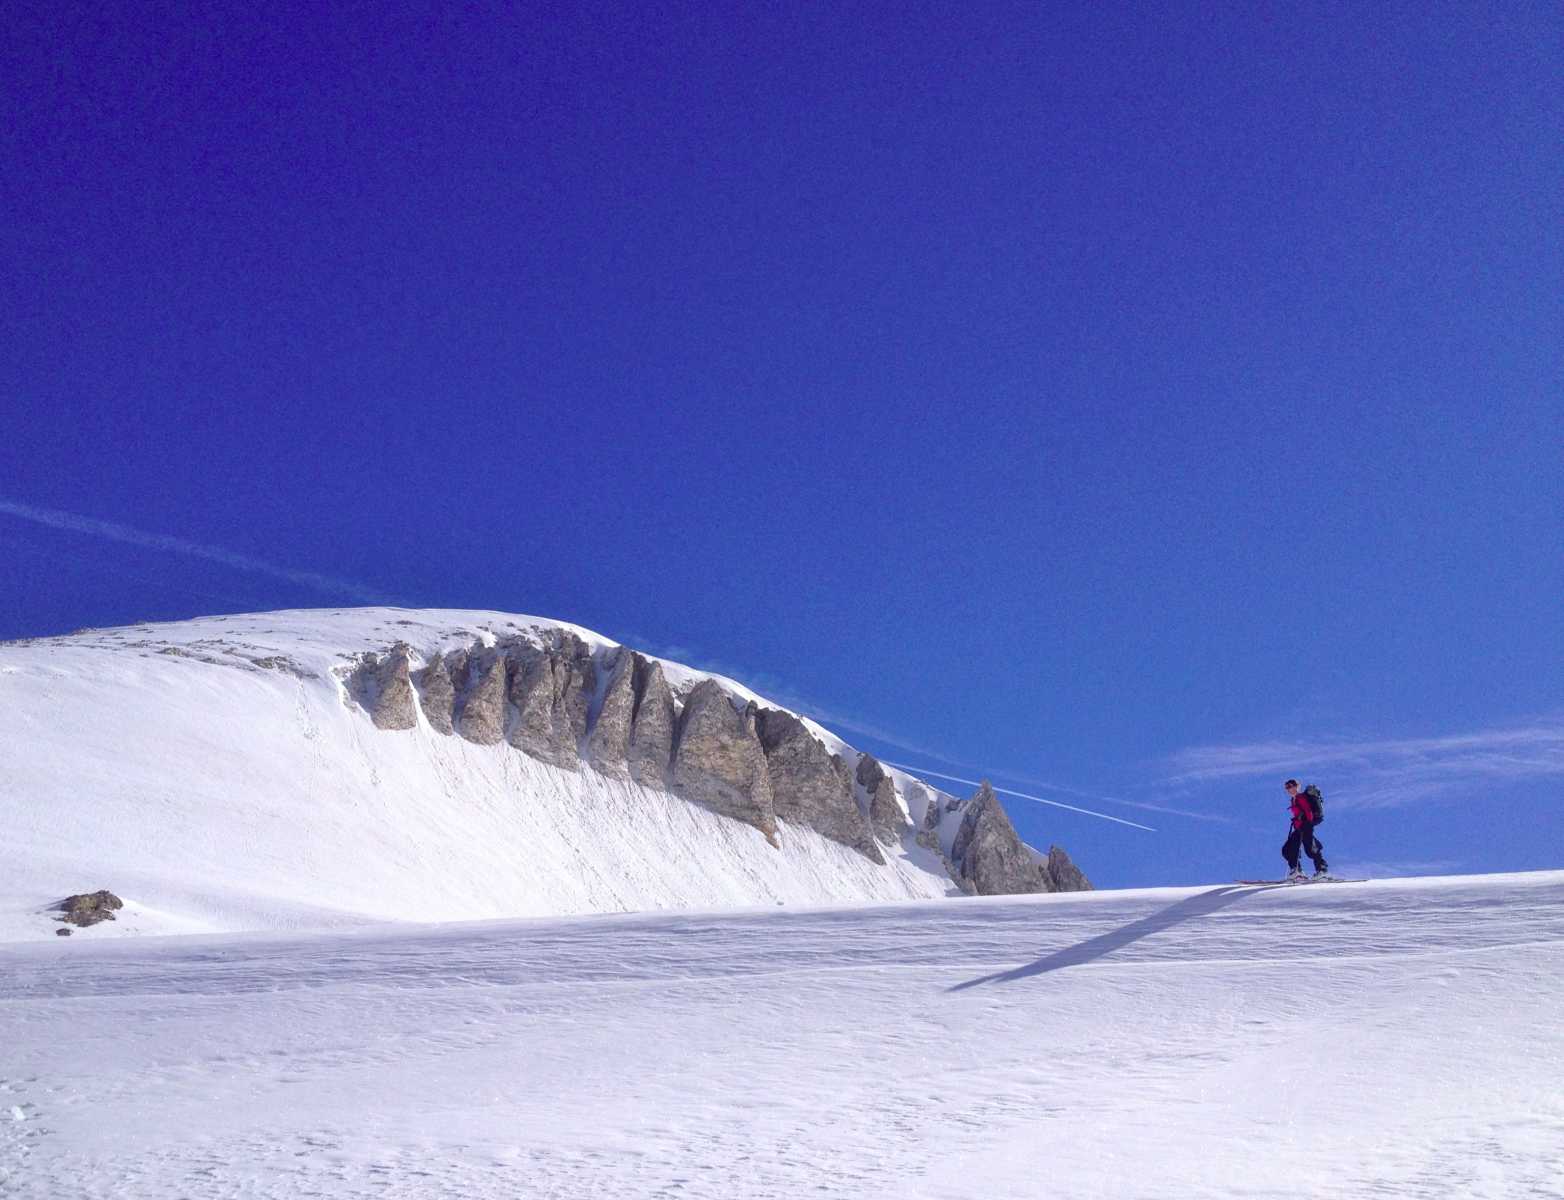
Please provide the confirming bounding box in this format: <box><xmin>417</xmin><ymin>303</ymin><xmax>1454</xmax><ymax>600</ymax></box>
<box><xmin>413</xmin><ymin>651</ymin><xmax>456</xmax><ymax>734</ymax></box>
<box><xmin>506</xmin><ymin>631</ymin><xmax>596</xmax><ymax>769</ymax></box>
<box><xmin>346</xmin><ymin>643</ymin><xmax>418</xmax><ymax>731</ymax></box>
<box><xmin>757</xmin><ymin>710</ymin><xmax>882</xmax><ymax>864</ymax></box>
<box><xmin>456</xmin><ymin>654</ymin><xmax>507</xmax><ymax>745</ymax></box>
<box><xmin>1043</xmin><ymin>845</ymin><xmax>1091</xmax><ymax>892</ymax></box>
<box><xmin>344</xmin><ymin>632</ymin><xmax>1091</xmax><ymax>894</ymax></box>
<box><xmin>586</xmin><ymin>649</ymin><xmax>676</xmax><ymax>785</ymax></box>
<box><xmin>857</xmin><ymin>753</ymin><xmax>910</xmax><ymax>844</ymax></box>
<box><xmin>673</xmin><ymin>679</ymin><xmax>777</xmax><ymax>843</ymax></box>
<box><xmin>951</xmin><ymin>782</ymin><xmax>1055</xmax><ymax>896</ymax></box>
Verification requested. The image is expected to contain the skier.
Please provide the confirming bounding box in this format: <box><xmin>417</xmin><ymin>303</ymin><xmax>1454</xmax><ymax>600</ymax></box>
<box><xmin>1282</xmin><ymin>778</ymin><xmax>1328</xmax><ymax>880</ymax></box>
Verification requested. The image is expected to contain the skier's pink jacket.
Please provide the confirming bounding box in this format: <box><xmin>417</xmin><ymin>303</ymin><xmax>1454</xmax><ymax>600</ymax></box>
<box><xmin>1289</xmin><ymin>794</ymin><xmax>1320</xmax><ymax>830</ymax></box>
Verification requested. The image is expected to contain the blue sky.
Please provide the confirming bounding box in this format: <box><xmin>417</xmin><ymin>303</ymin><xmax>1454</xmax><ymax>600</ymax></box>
<box><xmin>4</xmin><ymin>3</ymin><xmax>1561</xmax><ymax>888</ymax></box>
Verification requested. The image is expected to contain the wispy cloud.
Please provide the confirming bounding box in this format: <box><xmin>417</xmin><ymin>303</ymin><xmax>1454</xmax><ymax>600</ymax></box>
<box><xmin>883</xmin><ymin>762</ymin><xmax>1157</xmax><ymax>832</ymax></box>
<box><xmin>962</xmin><ymin>764</ymin><xmax>1236</xmax><ymax>825</ymax></box>
<box><xmin>1165</xmin><ymin>717</ymin><xmax>1564</xmax><ymax>810</ymax></box>
<box><xmin>0</xmin><ymin>498</ymin><xmax>387</xmax><ymax>603</ymax></box>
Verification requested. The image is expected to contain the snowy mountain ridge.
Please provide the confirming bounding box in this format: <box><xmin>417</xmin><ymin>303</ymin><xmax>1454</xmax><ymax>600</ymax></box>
<box><xmin>1</xmin><ymin>607</ymin><xmax>1086</xmax><ymax>941</ymax></box>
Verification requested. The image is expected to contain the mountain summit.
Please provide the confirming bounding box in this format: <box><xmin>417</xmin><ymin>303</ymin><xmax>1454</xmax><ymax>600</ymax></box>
<box><xmin>2</xmin><ymin>608</ymin><xmax>1087</xmax><ymax>940</ymax></box>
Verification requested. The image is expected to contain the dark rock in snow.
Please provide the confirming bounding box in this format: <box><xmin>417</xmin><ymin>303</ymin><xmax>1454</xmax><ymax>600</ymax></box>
<box><xmin>57</xmin><ymin>890</ymin><xmax>124</xmax><ymax>927</ymax></box>
<box><xmin>505</xmin><ymin>632</ymin><xmax>596</xmax><ymax>769</ymax></box>
<box><xmin>343</xmin><ymin>629</ymin><xmax>1094</xmax><ymax>897</ymax></box>
<box><xmin>672</xmin><ymin>679</ymin><xmax>777</xmax><ymax>843</ymax></box>
<box><xmin>950</xmin><ymin>782</ymin><xmax>1051</xmax><ymax>896</ymax></box>
<box><xmin>757</xmin><ymin>709</ymin><xmax>882</xmax><ymax>863</ymax></box>
<box><xmin>857</xmin><ymin>752</ymin><xmax>910</xmax><ymax>844</ymax></box>
<box><xmin>368</xmin><ymin>643</ymin><xmax>417</xmax><ymax>731</ymax></box>
<box><xmin>414</xmin><ymin>651</ymin><xmax>457</xmax><ymax>735</ymax></box>
<box><xmin>456</xmin><ymin>654</ymin><xmax>507</xmax><ymax>745</ymax></box>
<box><xmin>586</xmin><ymin>648</ymin><xmax>636</xmax><ymax>779</ymax></box>
<box><xmin>627</xmin><ymin>654</ymin><xmax>676</xmax><ymax>786</ymax></box>
<box><xmin>1044</xmin><ymin>845</ymin><xmax>1092</xmax><ymax>892</ymax></box>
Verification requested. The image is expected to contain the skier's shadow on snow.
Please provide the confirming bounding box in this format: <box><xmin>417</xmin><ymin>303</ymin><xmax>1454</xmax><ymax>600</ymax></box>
<box><xmin>947</xmin><ymin>884</ymin><xmax>1276</xmax><ymax>992</ymax></box>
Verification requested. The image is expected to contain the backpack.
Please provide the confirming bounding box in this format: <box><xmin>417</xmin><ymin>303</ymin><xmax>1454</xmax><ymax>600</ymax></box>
<box><xmin>1303</xmin><ymin>784</ymin><xmax>1324</xmax><ymax>824</ymax></box>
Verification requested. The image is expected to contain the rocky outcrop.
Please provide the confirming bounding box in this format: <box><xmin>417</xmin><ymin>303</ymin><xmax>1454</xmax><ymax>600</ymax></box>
<box><xmin>588</xmin><ymin>649</ymin><xmax>676</xmax><ymax>784</ymax></box>
<box><xmin>917</xmin><ymin>792</ymin><xmax>974</xmax><ymax>894</ymax></box>
<box><xmin>626</xmin><ymin>654</ymin><xmax>676</xmax><ymax>786</ymax></box>
<box><xmin>1044</xmin><ymin>845</ymin><xmax>1091</xmax><ymax>892</ymax></box>
<box><xmin>57</xmin><ymin>890</ymin><xmax>123</xmax><ymax>927</ymax></box>
<box><xmin>672</xmin><ymin>679</ymin><xmax>776</xmax><ymax>842</ymax></box>
<box><xmin>456</xmin><ymin>654</ymin><xmax>507</xmax><ymax>745</ymax></box>
<box><xmin>856</xmin><ymin>753</ymin><xmax>910</xmax><ymax>844</ymax></box>
<box><xmin>505</xmin><ymin>632</ymin><xmax>596</xmax><ymax>769</ymax></box>
<box><xmin>757</xmin><ymin>709</ymin><xmax>882</xmax><ymax>862</ymax></box>
<box><xmin>368</xmin><ymin>644</ymin><xmax>417</xmax><ymax>730</ymax></box>
<box><xmin>342</xmin><ymin>631</ymin><xmax>1092</xmax><ymax>891</ymax></box>
<box><xmin>950</xmin><ymin>782</ymin><xmax>1052</xmax><ymax>896</ymax></box>
<box><xmin>344</xmin><ymin>643</ymin><xmax>417</xmax><ymax>730</ymax></box>
<box><xmin>414</xmin><ymin>651</ymin><xmax>457</xmax><ymax>735</ymax></box>
<box><xmin>586</xmin><ymin>649</ymin><xmax>636</xmax><ymax>778</ymax></box>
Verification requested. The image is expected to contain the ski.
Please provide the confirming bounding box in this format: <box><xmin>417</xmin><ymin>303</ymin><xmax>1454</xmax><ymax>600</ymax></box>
<box><xmin>1235</xmin><ymin>876</ymin><xmax>1365</xmax><ymax>885</ymax></box>
<box><xmin>1236</xmin><ymin>878</ymin><xmax>1305</xmax><ymax>885</ymax></box>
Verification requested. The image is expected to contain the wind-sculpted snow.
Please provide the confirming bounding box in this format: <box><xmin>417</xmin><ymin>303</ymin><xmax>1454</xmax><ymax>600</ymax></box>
<box><xmin>1</xmin><ymin>872</ymin><xmax>1560</xmax><ymax>1198</ymax></box>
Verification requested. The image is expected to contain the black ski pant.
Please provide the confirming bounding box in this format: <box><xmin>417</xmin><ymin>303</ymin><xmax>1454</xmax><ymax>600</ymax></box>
<box><xmin>1282</xmin><ymin>822</ymin><xmax>1327</xmax><ymax>873</ymax></box>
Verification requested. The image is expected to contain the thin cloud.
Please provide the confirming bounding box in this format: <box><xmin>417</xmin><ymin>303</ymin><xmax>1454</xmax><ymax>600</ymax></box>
<box><xmin>0</xmin><ymin>498</ymin><xmax>386</xmax><ymax>603</ymax></box>
<box><xmin>883</xmin><ymin>762</ymin><xmax>1156</xmax><ymax>832</ymax></box>
<box><xmin>964</xmin><ymin>764</ymin><xmax>1236</xmax><ymax>825</ymax></box>
<box><xmin>1164</xmin><ymin>717</ymin><xmax>1564</xmax><ymax>810</ymax></box>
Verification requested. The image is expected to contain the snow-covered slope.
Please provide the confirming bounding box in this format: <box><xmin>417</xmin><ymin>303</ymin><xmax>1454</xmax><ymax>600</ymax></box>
<box><xmin>2</xmin><ymin>608</ymin><xmax>966</xmax><ymax>940</ymax></box>
<box><xmin>3</xmin><ymin>871</ymin><xmax>1560</xmax><ymax>1198</ymax></box>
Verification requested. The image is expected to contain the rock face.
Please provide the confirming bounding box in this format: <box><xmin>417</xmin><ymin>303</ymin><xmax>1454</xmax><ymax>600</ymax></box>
<box><xmin>413</xmin><ymin>651</ymin><xmax>457</xmax><ymax>735</ymax></box>
<box><xmin>57</xmin><ymin>890</ymin><xmax>124</xmax><ymax>927</ymax></box>
<box><xmin>756</xmin><ymin>709</ymin><xmax>882</xmax><ymax>863</ymax></box>
<box><xmin>857</xmin><ymin>753</ymin><xmax>910</xmax><ymax>844</ymax></box>
<box><xmin>672</xmin><ymin>679</ymin><xmax>777</xmax><ymax>842</ymax></box>
<box><xmin>344</xmin><ymin>643</ymin><xmax>417</xmax><ymax>730</ymax></box>
<box><xmin>505</xmin><ymin>632</ymin><xmax>596</xmax><ymax>769</ymax></box>
<box><xmin>626</xmin><ymin>654</ymin><xmax>676</xmax><ymax>786</ymax></box>
<box><xmin>588</xmin><ymin>650</ymin><xmax>676</xmax><ymax>784</ymax></box>
<box><xmin>586</xmin><ymin>649</ymin><xmax>636</xmax><ymax>778</ymax></box>
<box><xmin>950</xmin><ymin>782</ymin><xmax>1052</xmax><ymax>896</ymax></box>
<box><xmin>1044</xmin><ymin>845</ymin><xmax>1091</xmax><ymax>892</ymax></box>
<box><xmin>917</xmin><ymin>792</ymin><xmax>974</xmax><ymax>894</ymax></box>
<box><xmin>340</xmin><ymin>630</ymin><xmax>1093</xmax><ymax>892</ymax></box>
<box><xmin>368</xmin><ymin>644</ymin><xmax>417</xmax><ymax>730</ymax></box>
<box><xmin>456</xmin><ymin>654</ymin><xmax>507</xmax><ymax>745</ymax></box>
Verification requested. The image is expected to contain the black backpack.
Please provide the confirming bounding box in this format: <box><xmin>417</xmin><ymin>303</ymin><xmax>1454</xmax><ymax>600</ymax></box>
<box><xmin>1303</xmin><ymin>784</ymin><xmax>1324</xmax><ymax>824</ymax></box>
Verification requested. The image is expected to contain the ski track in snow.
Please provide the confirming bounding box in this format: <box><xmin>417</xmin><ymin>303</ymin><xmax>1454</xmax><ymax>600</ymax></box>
<box><xmin>3</xmin><ymin>872</ymin><xmax>1563</xmax><ymax>1199</ymax></box>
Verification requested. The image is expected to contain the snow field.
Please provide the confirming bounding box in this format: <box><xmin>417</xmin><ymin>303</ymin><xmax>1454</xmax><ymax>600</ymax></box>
<box><xmin>1</xmin><ymin>608</ymin><xmax>953</xmax><ymax>942</ymax></box>
<box><xmin>3</xmin><ymin>871</ymin><xmax>1561</xmax><ymax>1198</ymax></box>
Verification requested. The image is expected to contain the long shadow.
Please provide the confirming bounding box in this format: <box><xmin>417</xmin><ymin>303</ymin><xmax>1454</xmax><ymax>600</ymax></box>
<box><xmin>947</xmin><ymin>884</ymin><xmax>1279</xmax><ymax>992</ymax></box>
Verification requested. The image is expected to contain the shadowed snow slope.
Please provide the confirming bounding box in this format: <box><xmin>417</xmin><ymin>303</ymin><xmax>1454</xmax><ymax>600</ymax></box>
<box><xmin>2</xmin><ymin>608</ymin><xmax>964</xmax><ymax>941</ymax></box>
<box><xmin>1</xmin><ymin>871</ymin><xmax>1560</xmax><ymax>1197</ymax></box>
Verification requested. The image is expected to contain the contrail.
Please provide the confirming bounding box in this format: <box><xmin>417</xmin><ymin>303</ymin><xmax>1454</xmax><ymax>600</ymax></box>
<box><xmin>884</xmin><ymin>761</ymin><xmax>1157</xmax><ymax>832</ymax></box>
<box><xmin>0</xmin><ymin>497</ymin><xmax>387</xmax><ymax>603</ymax></box>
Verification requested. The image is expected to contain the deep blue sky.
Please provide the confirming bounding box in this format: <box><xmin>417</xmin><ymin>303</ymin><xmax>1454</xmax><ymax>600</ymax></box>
<box><xmin>4</xmin><ymin>3</ymin><xmax>1561</xmax><ymax>887</ymax></box>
